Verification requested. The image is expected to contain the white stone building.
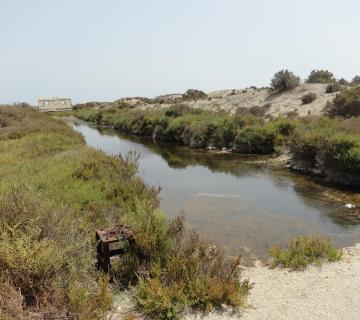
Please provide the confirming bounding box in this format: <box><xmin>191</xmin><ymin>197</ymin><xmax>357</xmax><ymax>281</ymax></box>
<box><xmin>38</xmin><ymin>97</ymin><xmax>72</xmax><ymax>112</ymax></box>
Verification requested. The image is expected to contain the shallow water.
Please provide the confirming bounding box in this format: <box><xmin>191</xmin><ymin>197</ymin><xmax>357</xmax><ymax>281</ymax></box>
<box><xmin>66</xmin><ymin>119</ymin><xmax>360</xmax><ymax>262</ymax></box>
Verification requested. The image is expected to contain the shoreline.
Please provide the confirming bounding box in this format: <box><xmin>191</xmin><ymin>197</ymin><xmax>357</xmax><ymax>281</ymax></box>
<box><xmin>67</xmin><ymin>116</ymin><xmax>360</xmax><ymax>194</ymax></box>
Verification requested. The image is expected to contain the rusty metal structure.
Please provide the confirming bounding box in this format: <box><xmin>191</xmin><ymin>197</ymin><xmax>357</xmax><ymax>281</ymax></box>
<box><xmin>96</xmin><ymin>225</ymin><xmax>135</xmax><ymax>273</ymax></box>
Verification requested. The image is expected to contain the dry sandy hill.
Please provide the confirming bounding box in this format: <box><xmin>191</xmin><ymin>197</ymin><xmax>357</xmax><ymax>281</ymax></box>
<box><xmin>124</xmin><ymin>83</ymin><xmax>340</xmax><ymax>117</ymax></box>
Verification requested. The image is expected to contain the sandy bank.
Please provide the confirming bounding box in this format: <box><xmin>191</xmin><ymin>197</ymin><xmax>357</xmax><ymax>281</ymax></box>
<box><xmin>109</xmin><ymin>244</ymin><xmax>360</xmax><ymax>319</ymax></box>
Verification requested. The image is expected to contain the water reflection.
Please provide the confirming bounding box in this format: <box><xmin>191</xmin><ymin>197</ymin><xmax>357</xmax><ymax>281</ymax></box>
<box><xmin>69</xmin><ymin>119</ymin><xmax>360</xmax><ymax>263</ymax></box>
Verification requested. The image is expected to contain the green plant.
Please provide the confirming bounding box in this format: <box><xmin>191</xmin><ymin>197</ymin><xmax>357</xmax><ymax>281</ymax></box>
<box><xmin>234</xmin><ymin>126</ymin><xmax>277</xmax><ymax>154</ymax></box>
<box><xmin>165</xmin><ymin>104</ymin><xmax>193</xmax><ymax>117</ymax></box>
<box><xmin>133</xmin><ymin>229</ymin><xmax>252</xmax><ymax>319</ymax></box>
<box><xmin>327</xmin><ymin>86</ymin><xmax>360</xmax><ymax>117</ymax></box>
<box><xmin>270</xmin><ymin>70</ymin><xmax>300</xmax><ymax>92</ymax></box>
<box><xmin>306</xmin><ymin>69</ymin><xmax>335</xmax><ymax>83</ymax></box>
<box><xmin>325</xmin><ymin>83</ymin><xmax>341</xmax><ymax>93</ymax></box>
<box><xmin>134</xmin><ymin>278</ymin><xmax>187</xmax><ymax>320</ymax></box>
<box><xmin>182</xmin><ymin>89</ymin><xmax>207</xmax><ymax>100</ymax></box>
<box><xmin>269</xmin><ymin>236</ymin><xmax>342</xmax><ymax>270</ymax></box>
<box><xmin>0</xmin><ymin>107</ymin><xmax>253</xmax><ymax>319</ymax></box>
<box><xmin>337</xmin><ymin>78</ymin><xmax>350</xmax><ymax>86</ymax></box>
<box><xmin>301</xmin><ymin>92</ymin><xmax>317</xmax><ymax>104</ymax></box>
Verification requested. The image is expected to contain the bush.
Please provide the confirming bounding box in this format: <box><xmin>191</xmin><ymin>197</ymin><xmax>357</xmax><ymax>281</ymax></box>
<box><xmin>234</xmin><ymin>126</ymin><xmax>277</xmax><ymax>154</ymax></box>
<box><xmin>351</xmin><ymin>75</ymin><xmax>360</xmax><ymax>86</ymax></box>
<box><xmin>182</xmin><ymin>89</ymin><xmax>207</xmax><ymax>100</ymax></box>
<box><xmin>270</xmin><ymin>236</ymin><xmax>342</xmax><ymax>270</ymax></box>
<box><xmin>270</xmin><ymin>70</ymin><xmax>300</xmax><ymax>92</ymax></box>
<box><xmin>325</xmin><ymin>83</ymin><xmax>341</xmax><ymax>93</ymax></box>
<box><xmin>134</xmin><ymin>278</ymin><xmax>187</xmax><ymax>320</ymax></box>
<box><xmin>320</xmin><ymin>134</ymin><xmax>360</xmax><ymax>187</ymax></box>
<box><xmin>301</xmin><ymin>92</ymin><xmax>317</xmax><ymax>104</ymax></box>
<box><xmin>327</xmin><ymin>86</ymin><xmax>360</xmax><ymax>117</ymax></box>
<box><xmin>337</xmin><ymin>78</ymin><xmax>350</xmax><ymax>86</ymax></box>
<box><xmin>290</xmin><ymin>132</ymin><xmax>323</xmax><ymax>166</ymax></box>
<box><xmin>306</xmin><ymin>69</ymin><xmax>335</xmax><ymax>83</ymax></box>
<box><xmin>133</xmin><ymin>230</ymin><xmax>252</xmax><ymax>319</ymax></box>
<box><xmin>165</xmin><ymin>104</ymin><xmax>193</xmax><ymax>117</ymax></box>
<box><xmin>289</xmin><ymin>117</ymin><xmax>360</xmax><ymax>188</ymax></box>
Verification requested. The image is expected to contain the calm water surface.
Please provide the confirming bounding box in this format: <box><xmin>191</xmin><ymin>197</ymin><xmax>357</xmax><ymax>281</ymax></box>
<box><xmin>67</xmin><ymin>119</ymin><xmax>360</xmax><ymax>262</ymax></box>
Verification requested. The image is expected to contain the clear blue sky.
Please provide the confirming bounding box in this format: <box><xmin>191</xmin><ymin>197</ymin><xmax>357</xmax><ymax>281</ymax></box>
<box><xmin>1</xmin><ymin>0</ymin><xmax>359</xmax><ymax>104</ymax></box>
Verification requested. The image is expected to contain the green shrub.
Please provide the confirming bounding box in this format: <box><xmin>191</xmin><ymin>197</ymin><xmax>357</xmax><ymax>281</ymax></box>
<box><xmin>133</xmin><ymin>230</ymin><xmax>252</xmax><ymax>319</ymax></box>
<box><xmin>337</xmin><ymin>78</ymin><xmax>350</xmax><ymax>86</ymax></box>
<box><xmin>270</xmin><ymin>236</ymin><xmax>342</xmax><ymax>270</ymax></box>
<box><xmin>306</xmin><ymin>69</ymin><xmax>335</xmax><ymax>83</ymax></box>
<box><xmin>165</xmin><ymin>103</ymin><xmax>195</xmax><ymax>117</ymax></box>
<box><xmin>301</xmin><ymin>92</ymin><xmax>317</xmax><ymax>104</ymax></box>
<box><xmin>270</xmin><ymin>70</ymin><xmax>300</xmax><ymax>92</ymax></box>
<box><xmin>325</xmin><ymin>83</ymin><xmax>341</xmax><ymax>93</ymax></box>
<box><xmin>320</xmin><ymin>134</ymin><xmax>360</xmax><ymax>187</ymax></box>
<box><xmin>327</xmin><ymin>86</ymin><xmax>360</xmax><ymax>117</ymax></box>
<box><xmin>0</xmin><ymin>223</ymin><xmax>68</xmax><ymax>305</ymax></box>
<box><xmin>289</xmin><ymin>130</ymin><xmax>324</xmax><ymax>166</ymax></box>
<box><xmin>182</xmin><ymin>89</ymin><xmax>207</xmax><ymax>100</ymax></box>
<box><xmin>234</xmin><ymin>126</ymin><xmax>277</xmax><ymax>154</ymax></box>
<box><xmin>134</xmin><ymin>278</ymin><xmax>187</xmax><ymax>320</ymax></box>
<box><xmin>273</xmin><ymin>118</ymin><xmax>297</xmax><ymax>136</ymax></box>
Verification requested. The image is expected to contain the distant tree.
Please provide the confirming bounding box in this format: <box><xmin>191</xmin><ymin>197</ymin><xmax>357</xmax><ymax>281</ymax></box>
<box><xmin>270</xmin><ymin>70</ymin><xmax>300</xmax><ymax>92</ymax></box>
<box><xmin>306</xmin><ymin>69</ymin><xmax>335</xmax><ymax>83</ymax></box>
<box><xmin>182</xmin><ymin>89</ymin><xmax>207</xmax><ymax>100</ymax></box>
<box><xmin>337</xmin><ymin>78</ymin><xmax>350</xmax><ymax>86</ymax></box>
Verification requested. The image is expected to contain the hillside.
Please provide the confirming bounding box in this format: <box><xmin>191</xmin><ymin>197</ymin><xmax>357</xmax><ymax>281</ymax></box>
<box><xmin>116</xmin><ymin>83</ymin><xmax>339</xmax><ymax>117</ymax></box>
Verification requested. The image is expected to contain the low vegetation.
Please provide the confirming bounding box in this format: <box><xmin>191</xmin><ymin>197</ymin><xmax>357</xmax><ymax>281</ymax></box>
<box><xmin>325</xmin><ymin>83</ymin><xmax>341</xmax><ymax>94</ymax></box>
<box><xmin>306</xmin><ymin>69</ymin><xmax>335</xmax><ymax>84</ymax></box>
<box><xmin>301</xmin><ymin>92</ymin><xmax>317</xmax><ymax>104</ymax></box>
<box><xmin>289</xmin><ymin>116</ymin><xmax>360</xmax><ymax>188</ymax></box>
<box><xmin>0</xmin><ymin>107</ymin><xmax>251</xmax><ymax>319</ymax></box>
<box><xmin>181</xmin><ymin>89</ymin><xmax>207</xmax><ymax>100</ymax></box>
<box><xmin>327</xmin><ymin>86</ymin><xmax>360</xmax><ymax>118</ymax></box>
<box><xmin>72</xmin><ymin>95</ymin><xmax>360</xmax><ymax>189</ymax></box>
<box><xmin>269</xmin><ymin>236</ymin><xmax>342</xmax><ymax>270</ymax></box>
<box><xmin>270</xmin><ymin>69</ymin><xmax>300</xmax><ymax>92</ymax></box>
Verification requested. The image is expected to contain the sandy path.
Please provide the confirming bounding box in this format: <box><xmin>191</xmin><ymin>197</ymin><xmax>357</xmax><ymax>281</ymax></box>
<box><xmin>240</xmin><ymin>243</ymin><xmax>360</xmax><ymax>320</ymax></box>
<box><xmin>185</xmin><ymin>243</ymin><xmax>360</xmax><ymax>320</ymax></box>
<box><xmin>109</xmin><ymin>244</ymin><xmax>360</xmax><ymax>320</ymax></box>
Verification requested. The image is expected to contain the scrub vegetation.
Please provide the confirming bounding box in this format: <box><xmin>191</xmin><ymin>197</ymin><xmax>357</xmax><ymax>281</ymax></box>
<box><xmin>72</xmin><ymin>88</ymin><xmax>360</xmax><ymax>189</ymax></box>
<box><xmin>269</xmin><ymin>236</ymin><xmax>342</xmax><ymax>270</ymax></box>
<box><xmin>0</xmin><ymin>106</ymin><xmax>251</xmax><ymax>319</ymax></box>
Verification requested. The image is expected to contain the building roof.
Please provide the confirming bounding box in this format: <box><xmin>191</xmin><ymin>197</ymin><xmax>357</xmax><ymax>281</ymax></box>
<box><xmin>38</xmin><ymin>97</ymin><xmax>71</xmax><ymax>101</ymax></box>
